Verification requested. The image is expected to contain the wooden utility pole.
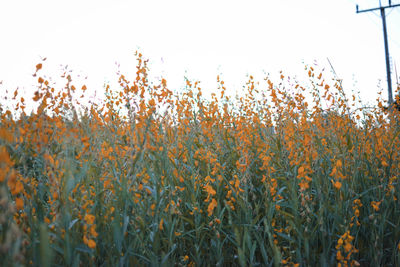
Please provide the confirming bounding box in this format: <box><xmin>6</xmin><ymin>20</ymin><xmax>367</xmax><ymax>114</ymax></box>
<box><xmin>356</xmin><ymin>1</ymin><xmax>400</xmax><ymax>105</ymax></box>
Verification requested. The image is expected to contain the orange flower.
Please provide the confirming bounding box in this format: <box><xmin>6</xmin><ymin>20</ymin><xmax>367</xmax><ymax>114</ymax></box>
<box><xmin>204</xmin><ymin>184</ymin><xmax>216</xmax><ymax>196</ymax></box>
<box><xmin>335</xmin><ymin>160</ymin><xmax>342</xmax><ymax>168</ymax></box>
<box><xmin>15</xmin><ymin>180</ymin><xmax>24</xmax><ymax>194</ymax></box>
<box><xmin>371</xmin><ymin>201</ymin><xmax>381</xmax><ymax>211</ymax></box>
<box><xmin>344</xmin><ymin>242</ymin><xmax>352</xmax><ymax>253</ymax></box>
<box><xmin>84</xmin><ymin>214</ymin><xmax>95</xmax><ymax>225</ymax></box>
<box><xmin>336</xmin><ymin>250</ymin><xmax>344</xmax><ymax>261</ymax></box>
<box><xmin>207</xmin><ymin>198</ymin><xmax>217</xmax><ymax>216</ymax></box>
<box><xmin>330</xmin><ymin>167</ymin><xmax>337</xmax><ymax>177</ymax></box>
<box><xmin>103</xmin><ymin>179</ymin><xmax>111</xmax><ymax>189</ymax></box>
<box><xmin>297</xmin><ymin>166</ymin><xmax>306</xmax><ymax>179</ymax></box>
<box><xmin>0</xmin><ymin>168</ymin><xmax>7</xmax><ymax>183</ymax></box>
<box><xmin>299</xmin><ymin>179</ymin><xmax>310</xmax><ymax>191</ymax></box>
<box><xmin>15</xmin><ymin>197</ymin><xmax>24</xmax><ymax>210</ymax></box>
<box><xmin>0</xmin><ymin>146</ymin><xmax>13</xmax><ymax>166</ymax></box>
<box><xmin>159</xmin><ymin>218</ymin><xmax>164</xmax><ymax>231</ymax></box>
<box><xmin>332</xmin><ymin>180</ymin><xmax>342</xmax><ymax>190</ymax></box>
<box><xmin>148</xmin><ymin>98</ymin><xmax>156</xmax><ymax>106</ymax></box>
<box><xmin>89</xmin><ymin>225</ymin><xmax>98</xmax><ymax>237</ymax></box>
<box><xmin>7</xmin><ymin>170</ymin><xmax>19</xmax><ymax>195</ymax></box>
<box><xmin>87</xmin><ymin>239</ymin><xmax>96</xmax><ymax>249</ymax></box>
<box><xmin>354</xmin><ymin>209</ymin><xmax>360</xmax><ymax>217</ymax></box>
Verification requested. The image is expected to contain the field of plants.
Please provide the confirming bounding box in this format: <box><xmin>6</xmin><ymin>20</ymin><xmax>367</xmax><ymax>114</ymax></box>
<box><xmin>1</xmin><ymin>53</ymin><xmax>400</xmax><ymax>266</ymax></box>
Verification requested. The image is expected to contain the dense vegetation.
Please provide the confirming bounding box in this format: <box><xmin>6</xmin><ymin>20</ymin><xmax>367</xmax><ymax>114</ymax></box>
<box><xmin>1</xmin><ymin>54</ymin><xmax>400</xmax><ymax>266</ymax></box>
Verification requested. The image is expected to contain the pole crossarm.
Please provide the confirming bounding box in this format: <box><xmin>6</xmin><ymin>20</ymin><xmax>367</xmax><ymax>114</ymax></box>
<box><xmin>356</xmin><ymin>3</ymin><xmax>400</xmax><ymax>13</ymax></box>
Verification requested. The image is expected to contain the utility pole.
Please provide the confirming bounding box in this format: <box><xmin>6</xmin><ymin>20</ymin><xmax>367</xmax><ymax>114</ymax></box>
<box><xmin>356</xmin><ymin>1</ymin><xmax>400</xmax><ymax>105</ymax></box>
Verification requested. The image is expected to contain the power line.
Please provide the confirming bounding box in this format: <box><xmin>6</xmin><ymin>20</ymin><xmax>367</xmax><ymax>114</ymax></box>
<box><xmin>357</xmin><ymin>2</ymin><xmax>400</xmax><ymax>105</ymax></box>
<box><xmin>364</xmin><ymin>11</ymin><xmax>400</xmax><ymax>50</ymax></box>
<box><xmin>352</xmin><ymin>0</ymin><xmax>400</xmax><ymax>49</ymax></box>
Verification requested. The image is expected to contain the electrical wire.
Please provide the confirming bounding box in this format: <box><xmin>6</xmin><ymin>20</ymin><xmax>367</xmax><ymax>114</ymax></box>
<box><xmin>360</xmin><ymin>4</ymin><xmax>400</xmax><ymax>50</ymax></box>
<box><xmin>335</xmin><ymin>0</ymin><xmax>400</xmax><ymax>50</ymax></box>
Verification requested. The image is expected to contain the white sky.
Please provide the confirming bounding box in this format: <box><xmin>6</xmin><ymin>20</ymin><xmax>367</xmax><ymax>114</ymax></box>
<box><xmin>1</xmin><ymin>0</ymin><xmax>400</xmax><ymax>107</ymax></box>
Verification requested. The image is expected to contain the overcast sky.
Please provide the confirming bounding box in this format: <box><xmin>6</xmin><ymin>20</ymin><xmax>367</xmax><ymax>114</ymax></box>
<box><xmin>1</xmin><ymin>0</ymin><xmax>400</xmax><ymax>106</ymax></box>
